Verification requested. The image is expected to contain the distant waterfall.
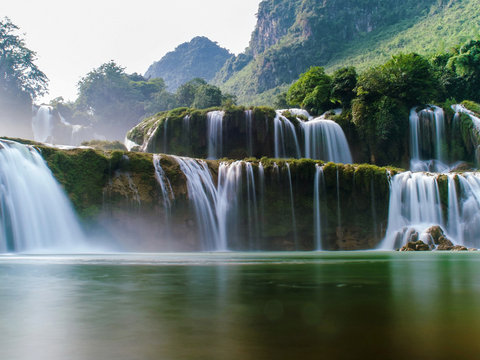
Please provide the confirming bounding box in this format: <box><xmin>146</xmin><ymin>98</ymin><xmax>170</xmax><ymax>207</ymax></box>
<box><xmin>207</xmin><ymin>111</ymin><xmax>225</xmax><ymax>159</ymax></box>
<box><xmin>32</xmin><ymin>105</ymin><xmax>53</xmax><ymax>142</ymax></box>
<box><xmin>0</xmin><ymin>139</ymin><xmax>86</xmax><ymax>253</ymax></box>
<box><xmin>380</xmin><ymin>171</ymin><xmax>480</xmax><ymax>249</ymax></box>
<box><xmin>245</xmin><ymin>110</ymin><xmax>254</xmax><ymax>157</ymax></box>
<box><xmin>409</xmin><ymin>106</ymin><xmax>448</xmax><ymax>172</ymax></box>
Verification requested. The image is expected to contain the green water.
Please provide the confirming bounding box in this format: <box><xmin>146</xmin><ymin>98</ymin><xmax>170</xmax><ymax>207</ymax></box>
<box><xmin>0</xmin><ymin>251</ymin><xmax>479</xmax><ymax>360</ymax></box>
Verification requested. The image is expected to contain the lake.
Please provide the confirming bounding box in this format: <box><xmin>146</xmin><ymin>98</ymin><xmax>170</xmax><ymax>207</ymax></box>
<box><xmin>0</xmin><ymin>251</ymin><xmax>478</xmax><ymax>360</ymax></box>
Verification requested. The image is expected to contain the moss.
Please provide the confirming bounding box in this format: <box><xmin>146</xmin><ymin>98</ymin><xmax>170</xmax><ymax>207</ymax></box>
<box><xmin>81</xmin><ymin>140</ymin><xmax>127</xmax><ymax>151</ymax></box>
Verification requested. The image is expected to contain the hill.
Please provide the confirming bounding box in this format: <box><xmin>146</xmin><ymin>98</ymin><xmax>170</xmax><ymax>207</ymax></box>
<box><xmin>145</xmin><ymin>36</ymin><xmax>232</xmax><ymax>91</ymax></box>
<box><xmin>214</xmin><ymin>0</ymin><xmax>480</xmax><ymax>105</ymax></box>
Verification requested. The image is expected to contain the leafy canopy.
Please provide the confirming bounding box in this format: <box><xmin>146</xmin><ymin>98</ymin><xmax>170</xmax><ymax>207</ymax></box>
<box><xmin>0</xmin><ymin>17</ymin><xmax>48</xmax><ymax>100</ymax></box>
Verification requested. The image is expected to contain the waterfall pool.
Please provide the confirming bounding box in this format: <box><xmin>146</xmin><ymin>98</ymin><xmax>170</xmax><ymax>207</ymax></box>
<box><xmin>0</xmin><ymin>251</ymin><xmax>479</xmax><ymax>360</ymax></box>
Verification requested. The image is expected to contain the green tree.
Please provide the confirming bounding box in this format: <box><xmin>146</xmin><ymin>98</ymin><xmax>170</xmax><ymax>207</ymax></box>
<box><xmin>286</xmin><ymin>66</ymin><xmax>332</xmax><ymax>115</ymax></box>
<box><xmin>0</xmin><ymin>17</ymin><xmax>48</xmax><ymax>100</ymax></box>
<box><xmin>331</xmin><ymin>67</ymin><xmax>357</xmax><ymax>108</ymax></box>
<box><xmin>193</xmin><ymin>84</ymin><xmax>223</xmax><ymax>108</ymax></box>
<box><xmin>175</xmin><ymin>78</ymin><xmax>207</xmax><ymax>107</ymax></box>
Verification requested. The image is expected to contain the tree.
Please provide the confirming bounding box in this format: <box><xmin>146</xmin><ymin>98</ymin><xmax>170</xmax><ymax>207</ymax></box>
<box><xmin>176</xmin><ymin>78</ymin><xmax>207</xmax><ymax>107</ymax></box>
<box><xmin>286</xmin><ymin>66</ymin><xmax>332</xmax><ymax>115</ymax></box>
<box><xmin>331</xmin><ymin>67</ymin><xmax>357</xmax><ymax>108</ymax></box>
<box><xmin>356</xmin><ymin>53</ymin><xmax>438</xmax><ymax>106</ymax></box>
<box><xmin>193</xmin><ymin>84</ymin><xmax>223</xmax><ymax>108</ymax></box>
<box><xmin>75</xmin><ymin>61</ymin><xmax>175</xmax><ymax>139</ymax></box>
<box><xmin>0</xmin><ymin>18</ymin><xmax>48</xmax><ymax>100</ymax></box>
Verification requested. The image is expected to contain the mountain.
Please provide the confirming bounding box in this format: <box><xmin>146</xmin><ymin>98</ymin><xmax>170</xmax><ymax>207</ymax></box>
<box><xmin>145</xmin><ymin>36</ymin><xmax>232</xmax><ymax>91</ymax></box>
<box><xmin>214</xmin><ymin>0</ymin><xmax>480</xmax><ymax>105</ymax></box>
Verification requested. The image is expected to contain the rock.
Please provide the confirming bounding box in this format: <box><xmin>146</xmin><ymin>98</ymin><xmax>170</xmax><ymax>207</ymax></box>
<box><xmin>452</xmin><ymin>245</ymin><xmax>468</xmax><ymax>251</ymax></box>
<box><xmin>399</xmin><ymin>240</ymin><xmax>431</xmax><ymax>252</ymax></box>
<box><xmin>436</xmin><ymin>236</ymin><xmax>454</xmax><ymax>250</ymax></box>
<box><xmin>425</xmin><ymin>226</ymin><xmax>445</xmax><ymax>245</ymax></box>
<box><xmin>468</xmin><ymin>248</ymin><xmax>478</xmax><ymax>252</ymax></box>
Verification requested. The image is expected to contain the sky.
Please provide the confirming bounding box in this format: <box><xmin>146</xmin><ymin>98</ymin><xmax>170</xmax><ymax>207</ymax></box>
<box><xmin>3</xmin><ymin>0</ymin><xmax>262</xmax><ymax>103</ymax></box>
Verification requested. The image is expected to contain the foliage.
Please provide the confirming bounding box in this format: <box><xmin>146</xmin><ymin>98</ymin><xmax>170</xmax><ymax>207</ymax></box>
<box><xmin>331</xmin><ymin>67</ymin><xmax>357</xmax><ymax>108</ymax></box>
<box><xmin>0</xmin><ymin>18</ymin><xmax>48</xmax><ymax>101</ymax></box>
<box><xmin>286</xmin><ymin>67</ymin><xmax>332</xmax><ymax>114</ymax></box>
<box><xmin>218</xmin><ymin>0</ymin><xmax>480</xmax><ymax>105</ymax></box>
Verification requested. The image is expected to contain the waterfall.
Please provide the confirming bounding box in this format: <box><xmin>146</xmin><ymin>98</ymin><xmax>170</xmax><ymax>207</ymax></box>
<box><xmin>207</xmin><ymin>111</ymin><xmax>225</xmax><ymax>159</ymax></box>
<box><xmin>303</xmin><ymin>118</ymin><xmax>352</xmax><ymax>163</ymax></box>
<box><xmin>0</xmin><ymin>139</ymin><xmax>86</xmax><ymax>253</ymax></box>
<box><xmin>273</xmin><ymin>111</ymin><xmax>302</xmax><ymax>158</ymax></box>
<box><xmin>245</xmin><ymin>162</ymin><xmax>260</xmax><ymax>248</ymax></box>
<box><xmin>32</xmin><ymin>105</ymin><xmax>53</xmax><ymax>142</ymax></box>
<box><xmin>163</xmin><ymin>118</ymin><xmax>169</xmax><ymax>154</ymax></box>
<box><xmin>273</xmin><ymin>109</ymin><xmax>352</xmax><ymax>163</ymax></box>
<box><xmin>285</xmin><ymin>163</ymin><xmax>298</xmax><ymax>248</ymax></box>
<box><xmin>245</xmin><ymin>110</ymin><xmax>254</xmax><ymax>157</ymax></box>
<box><xmin>216</xmin><ymin>161</ymin><xmax>243</xmax><ymax>251</ymax></box>
<box><xmin>380</xmin><ymin>172</ymin><xmax>444</xmax><ymax>250</ymax></box>
<box><xmin>409</xmin><ymin>106</ymin><xmax>448</xmax><ymax>172</ymax></box>
<box><xmin>173</xmin><ymin>156</ymin><xmax>220</xmax><ymax>250</ymax></box>
<box><xmin>313</xmin><ymin>165</ymin><xmax>325</xmax><ymax>250</ymax></box>
<box><xmin>153</xmin><ymin>155</ymin><xmax>174</xmax><ymax>210</ymax></box>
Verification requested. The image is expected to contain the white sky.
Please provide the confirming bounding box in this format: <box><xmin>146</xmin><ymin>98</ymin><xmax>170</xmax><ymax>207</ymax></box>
<box><xmin>3</xmin><ymin>0</ymin><xmax>262</xmax><ymax>103</ymax></box>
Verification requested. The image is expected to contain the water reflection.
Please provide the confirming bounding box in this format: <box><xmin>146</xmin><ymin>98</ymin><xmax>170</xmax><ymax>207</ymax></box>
<box><xmin>0</xmin><ymin>253</ymin><xmax>479</xmax><ymax>359</ymax></box>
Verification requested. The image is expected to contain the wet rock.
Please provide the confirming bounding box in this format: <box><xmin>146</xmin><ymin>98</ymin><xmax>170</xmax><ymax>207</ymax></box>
<box><xmin>425</xmin><ymin>226</ymin><xmax>445</xmax><ymax>245</ymax></box>
<box><xmin>399</xmin><ymin>240</ymin><xmax>431</xmax><ymax>251</ymax></box>
<box><xmin>436</xmin><ymin>236</ymin><xmax>454</xmax><ymax>251</ymax></box>
<box><xmin>452</xmin><ymin>245</ymin><xmax>468</xmax><ymax>251</ymax></box>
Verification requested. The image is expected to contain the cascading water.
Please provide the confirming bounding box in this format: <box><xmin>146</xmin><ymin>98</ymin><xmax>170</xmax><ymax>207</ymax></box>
<box><xmin>380</xmin><ymin>172</ymin><xmax>444</xmax><ymax>250</ymax></box>
<box><xmin>409</xmin><ymin>106</ymin><xmax>448</xmax><ymax>172</ymax></box>
<box><xmin>303</xmin><ymin>118</ymin><xmax>352</xmax><ymax>163</ymax></box>
<box><xmin>0</xmin><ymin>139</ymin><xmax>87</xmax><ymax>253</ymax></box>
<box><xmin>313</xmin><ymin>165</ymin><xmax>325</xmax><ymax>250</ymax></box>
<box><xmin>285</xmin><ymin>163</ymin><xmax>298</xmax><ymax>249</ymax></box>
<box><xmin>173</xmin><ymin>156</ymin><xmax>220</xmax><ymax>250</ymax></box>
<box><xmin>32</xmin><ymin>105</ymin><xmax>53</xmax><ymax>142</ymax></box>
<box><xmin>273</xmin><ymin>109</ymin><xmax>352</xmax><ymax>163</ymax></box>
<box><xmin>207</xmin><ymin>111</ymin><xmax>225</xmax><ymax>159</ymax></box>
<box><xmin>273</xmin><ymin>110</ymin><xmax>302</xmax><ymax>158</ymax></box>
<box><xmin>380</xmin><ymin>171</ymin><xmax>480</xmax><ymax>250</ymax></box>
<box><xmin>245</xmin><ymin>110</ymin><xmax>254</xmax><ymax>157</ymax></box>
<box><xmin>153</xmin><ymin>155</ymin><xmax>174</xmax><ymax>211</ymax></box>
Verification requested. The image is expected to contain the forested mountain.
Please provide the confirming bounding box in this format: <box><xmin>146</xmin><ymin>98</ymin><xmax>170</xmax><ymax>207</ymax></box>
<box><xmin>145</xmin><ymin>36</ymin><xmax>232</xmax><ymax>91</ymax></box>
<box><xmin>214</xmin><ymin>0</ymin><xmax>480</xmax><ymax>105</ymax></box>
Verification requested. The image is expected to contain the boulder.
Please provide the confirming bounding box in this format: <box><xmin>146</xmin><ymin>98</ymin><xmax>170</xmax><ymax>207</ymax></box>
<box><xmin>425</xmin><ymin>226</ymin><xmax>445</xmax><ymax>245</ymax></box>
<box><xmin>399</xmin><ymin>240</ymin><xmax>431</xmax><ymax>252</ymax></box>
<box><xmin>452</xmin><ymin>245</ymin><xmax>468</xmax><ymax>251</ymax></box>
<box><xmin>436</xmin><ymin>236</ymin><xmax>454</xmax><ymax>250</ymax></box>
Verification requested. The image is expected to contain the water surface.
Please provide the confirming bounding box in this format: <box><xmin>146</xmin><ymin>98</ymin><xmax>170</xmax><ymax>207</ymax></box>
<box><xmin>0</xmin><ymin>251</ymin><xmax>479</xmax><ymax>360</ymax></box>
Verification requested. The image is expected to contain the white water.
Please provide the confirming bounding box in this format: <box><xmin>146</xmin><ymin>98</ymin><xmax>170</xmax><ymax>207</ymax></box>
<box><xmin>303</xmin><ymin>118</ymin><xmax>352</xmax><ymax>163</ymax></box>
<box><xmin>274</xmin><ymin>111</ymin><xmax>302</xmax><ymax>158</ymax></box>
<box><xmin>153</xmin><ymin>155</ymin><xmax>174</xmax><ymax>210</ymax></box>
<box><xmin>32</xmin><ymin>105</ymin><xmax>53</xmax><ymax>142</ymax></box>
<box><xmin>0</xmin><ymin>139</ymin><xmax>87</xmax><ymax>253</ymax></box>
<box><xmin>380</xmin><ymin>171</ymin><xmax>480</xmax><ymax>249</ymax></box>
<box><xmin>274</xmin><ymin>109</ymin><xmax>352</xmax><ymax>163</ymax></box>
<box><xmin>173</xmin><ymin>156</ymin><xmax>220</xmax><ymax>250</ymax></box>
<box><xmin>409</xmin><ymin>106</ymin><xmax>448</xmax><ymax>172</ymax></box>
<box><xmin>380</xmin><ymin>172</ymin><xmax>443</xmax><ymax>250</ymax></box>
<box><xmin>313</xmin><ymin>165</ymin><xmax>325</xmax><ymax>250</ymax></box>
<box><xmin>245</xmin><ymin>110</ymin><xmax>254</xmax><ymax>157</ymax></box>
<box><xmin>207</xmin><ymin>111</ymin><xmax>225</xmax><ymax>159</ymax></box>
